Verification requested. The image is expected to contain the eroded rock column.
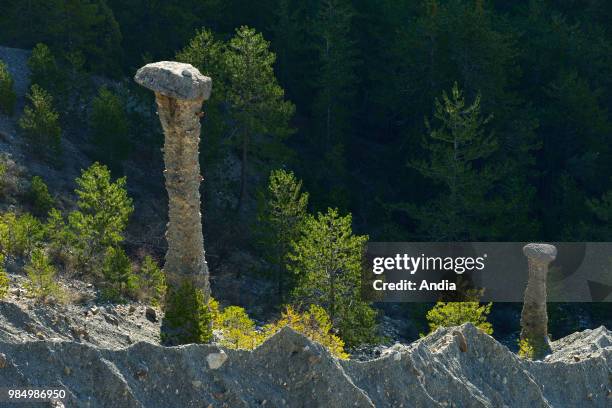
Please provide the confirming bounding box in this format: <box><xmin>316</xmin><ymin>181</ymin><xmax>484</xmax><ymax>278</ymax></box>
<box><xmin>520</xmin><ymin>243</ymin><xmax>556</xmax><ymax>358</ymax></box>
<box><xmin>135</xmin><ymin>61</ymin><xmax>212</xmax><ymax>344</ymax></box>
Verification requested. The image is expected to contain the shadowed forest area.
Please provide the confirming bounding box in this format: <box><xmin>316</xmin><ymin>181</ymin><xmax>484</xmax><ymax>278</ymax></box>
<box><xmin>1</xmin><ymin>0</ymin><xmax>611</xmax><ymax>242</ymax></box>
<box><xmin>0</xmin><ymin>0</ymin><xmax>610</xmax><ymax>351</ymax></box>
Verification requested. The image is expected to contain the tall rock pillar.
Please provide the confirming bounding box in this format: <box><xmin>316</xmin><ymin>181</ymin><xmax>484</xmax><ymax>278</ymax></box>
<box><xmin>135</xmin><ymin>61</ymin><xmax>212</xmax><ymax>344</ymax></box>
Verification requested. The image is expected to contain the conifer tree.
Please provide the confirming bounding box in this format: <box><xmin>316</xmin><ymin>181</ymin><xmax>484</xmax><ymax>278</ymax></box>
<box><xmin>311</xmin><ymin>0</ymin><xmax>358</xmax><ymax>151</ymax></box>
<box><xmin>27</xmin><ymin>43</ymin><xmax>64</xmax><ymax>98</ymax></box>
<box><xmin>0</xmin><ymin>60</ymin><xmax>16</xmax><ymax>116</ymax></box>
<box><xmin>25</xmin><ymin>249</ymin><xmax>61</xmax><ymax>302</ymax></box>
<box><xmin>405</xmin><ymin>83</ymin><xmax>527</xmax><ymax>240</ymax></box>
<box><xmin>289</xmin><ymin>208</ymin><xmax>377</xmax><ymax>346</ymax></box>
<box><xmin>224</xmin><ymin>26</ymin><xmax>295</xmax><ymax>211</ymax></box>
<box><xmin>258</xmin><ymin>169</ymin><xmax>308</xmax><ymax>301</ymax></box>
<box><xmin>178</xmin><ymin>27</ymin><xmax>295</xmax><ymax>212</ymax></box>
<box><xmin>90</xmin><ymin>86</ymin><xmax>130</xmax><ymax>169</ymax></box>
<box><xmin>101</xmin><ymin>246</ymin><xmax>133</xmax><ymax>301</ymax></box>
<box><xmin>269</xmin><ymin>0</ymin><xmax>308</xmax><ymax>99</ymax></box>
<box><xmin>176</xmin><ymin>28</ymin><xmax>229</xmax><ymax>175</ymax></box>
<box><xmin>162</xmin><ymin>281</ymin><xmax>212</xmax><ymax>345</ymax></box>
<box><xmin>0</xmin><ymin>0</ymin><xmax>122</xmax><ymax>74</ymax></box>
<box><xmin>0</xmin><ymin>254</ymin><xmax>9</xmax><ymax>300</ymax></box>
<box><xmin>75</xmin><ymin>163</ymin><xmax>132</xmax><ymax>248</ymax></box>
<box><xmin>135</xmin><ymin>255</ymin><xmax>166</xmax><ymax>306</ymax></box>
<box><xmin>18</xmin><ymin>85</ymin><xmax>62</xmax><ymax>162</ymax></box>
<box><xmin>58</xmin><ymin>163</ymin><xmax>133</xmax><ymax>270</ymax></box>
<box><xmin>307</xmin><ymin>0</ymin><xmax>359</xmax><ymax>210</ymax></box>
<box><xmin>0</xmin><ymin>212</ymin><xmax>45</xmax><ymax>258</ymax></box>
<box><xmin>28</xmin><ymin>176</ymin><xmax>55</xmax><ymax>217</ymax></box>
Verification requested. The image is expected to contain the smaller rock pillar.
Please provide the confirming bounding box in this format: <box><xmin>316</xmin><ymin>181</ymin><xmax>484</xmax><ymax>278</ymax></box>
<box><xmin>520</xmin><ymin>243</ymin><xmax>557</xmax><ymax>358</ymax></box>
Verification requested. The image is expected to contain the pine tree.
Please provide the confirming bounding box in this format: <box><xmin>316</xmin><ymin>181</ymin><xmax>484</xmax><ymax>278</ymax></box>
<box><xmin>100</xmin><ymin>246</ymin><xmax>133</xmax><ymax>301</ymax></box>
<box><xmin>28</xmin><ymin>176</ymin><xmax>55</xmax><ymax>217</ymax></box>
<box><xmin>134</xmin><ymin>255</ymin><xmax>166</xmax><ymax>306</ymax></box>
<box><xmin>257</xmin><ymin>169</ymin><xmax>308</xmax><ymax>301</ymax></box>
<box><xmin>224</xmin><ymin>26</ymin><xmax>295</xmax><ymax>211</ymax></box>
<box><xmin>176</xmin><ymin>28</ymin><xmax>229</xmax><ymax>175</ymax></box>
<box><xmin>178</xmin><ymin>27</ymin><xmax>294</xmax><ymax>213</ymax></box>
<box><xmin>18</xmin><ymin>85</ymin><xmax>62</xmax><ymax>162</ymax></box>
<box><xmin>311</xmin><ymin>0</ymin><xmax>358</xmax><ymax>150</ymax></box>
<box><xmin>107</xmin><ymin>0</ymin><xmax>220</xmax><ymax>71</ymax></box>
<box><xmin>269</xmin><ymin>0</ymin><xmax>309</xmax><ymax>100</ymax></box>
<box><xmin>64</xmin><ymin>163</ymin><xmax>133</xmax><ymax>269</ymax></box>
<box><xmin>289</xmin><ymin>208</ymin><xmax>377</xmax><ymax>346</ymax></box>
<box><xmin>308</xmin><ymin>0</ymin><xmax>359</xmax><ymax>210</ymax></box>
<box><xmin>1</xmin><ymin>0</ymin><xmax>122</xmax><ymax>75</ymax></box>
<box><xmin>0</xmin><ymin>212</ymin><xmax>45</xmax><ymax>258</ymax></box>
<box><xmin>405</xmin><ymin>83</ymin><xmax>527</xmax><ymax>240</ymax></box>
<box><xmin>0</xmin><ymin>60</ymin><xmax>16</xmax><ymax>116</ymax></box>
<box><xmin>0</xmin><ymin>254</ymin><xmax>9</xmax><ymax>299</ymax></box>
<box><xmin>161</xmin><ymin>280</ymin><xmax>213</xmax><ymax>345</ymax></box>
<box><xmin>90</xmin><ymin>86</ymin><xmax>130</xmax><ymax>170</ymax></box>
<box><xmin>27</xmin><ymin>43</ymin><xmax>64</xmax><ymax>98</ymax></box>
<box><xmin>25</xmin><ymin>249</ymin><xmax>61</xmax><ymax>302</ymax></box>
<box><xmin>74</xmin><ymin>162</ymin><xmax>133</xmax><ymax>248</ymax></box>
<box><xmin>577</xmin><ymin>187</ymin><xmax>612</xmax><ymax>240</ymax></box>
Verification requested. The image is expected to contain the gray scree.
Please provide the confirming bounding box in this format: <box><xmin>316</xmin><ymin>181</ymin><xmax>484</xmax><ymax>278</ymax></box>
<box><xmin>520</xmin><ymin>243</ymin><xmax>557</xmax><ymax>358</ymax></box>
<box><xmin>134</xmin><ymin>61</ymin><xmax>211</xmax><ymax>299</ymax></box>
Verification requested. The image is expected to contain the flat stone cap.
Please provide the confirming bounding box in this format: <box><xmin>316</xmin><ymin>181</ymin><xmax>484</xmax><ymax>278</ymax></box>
<box><xmin>523</xmin><ymin>243</ymin><xmax>557</xmax><ymax>263</ymax></box>
<box><xmin>134</xmin><ymin>61</ymin><xmax>212</xmax><ymax>100</ymax></box>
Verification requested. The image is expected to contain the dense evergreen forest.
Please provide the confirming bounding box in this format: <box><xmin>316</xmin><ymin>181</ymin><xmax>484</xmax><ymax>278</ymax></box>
<box><xmin>0</xmin><ymin>0</ymin><xmax>611</xmax><ymax>349</ymax></box>
<box><xmin>1</xmin><ymin>0</ymin><xmax>611</xmax><ymax>242</ymax></box>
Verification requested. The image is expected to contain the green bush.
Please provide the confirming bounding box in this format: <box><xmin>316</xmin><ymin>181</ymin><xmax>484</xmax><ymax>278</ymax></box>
<box><xmin>0</xmin><ymin>60</ymin><xmax>16</xmax><ymax>115</ymax></box>
<box><xmin>44</xmin><ymin>208</ymin><xmax>75</xmax><ymax>263</ymax></box>
<box><xmin>517</xmin><ymin>338</ymin><xmax>535</xmax><ymax>359</ymax></box>
<box><xmin>0</xmin><ymin>212</ymin><xmax>44</xmax><ymax>257</ymax></box>
<box><xmin>47</xmin><ymin>163</ymin><xmax>133</xmax><ymax>271</ymax></box>
<box><xmin>72</xmin><ymin>163</ymin><xmax>133</xmax><ymax>253</ymax></box>
<box><xmin>263</xmin><ymin>305</ymin><xmax>349</xmax><ymax>359</ymax></box>
<box><xmin>100</xmin><ymin>246</ymin><xmax>134</xmax><ymax>301</ymax></box>
<box><xmin>0</xmin><ymin>160</ymin><xmax>6</xmax><ymax>197</ymax></box>
<box><xmin>161</xmin><ymin>280</ymin><xmax>212</xmax><ymax>346</ymax></box>
<box><xmin>28</xmin><ymin>176</ymin><xmax>55</xmax><ymax>216</ymax></box>
<box><xmin>24</xmin><ymin>249</ymin><xmax>62</xmax><ymax>302</ymax></box>
<box><xmin>18</xmin><ymin>84</ymin><xmax>61</xmax><ymax>160</ymax></box>
<box><xmin>0</xmin><ymin>254</ymin><xmax>9</xmax><ymax>299</ymax></box>
<box><xmin>131</xmin><ymin>255</ymin><xmax>166</xmax><ymax>306</ymax></box>
<box><xmin>215</xmin><ymin>305</ymin><xmax>263</xmax><ymax>350</ymax></box>
<box><xmin>425</xmin><ymin>301</ymin><xmax>493</xmax><ymax>335</ymax></box>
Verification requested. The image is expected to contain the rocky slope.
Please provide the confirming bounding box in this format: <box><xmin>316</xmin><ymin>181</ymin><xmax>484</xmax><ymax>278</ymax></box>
<box><xmin>0</xmin><ymin>307</ymin><xmax>609</xmax><ymax>408</ymax></box>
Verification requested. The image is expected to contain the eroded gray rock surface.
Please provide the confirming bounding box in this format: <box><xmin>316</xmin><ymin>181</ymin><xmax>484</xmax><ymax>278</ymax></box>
<box><xmin>0</xmin><ymin>323</ymin><xmax>609</xmax><ymax>407</ymax></box>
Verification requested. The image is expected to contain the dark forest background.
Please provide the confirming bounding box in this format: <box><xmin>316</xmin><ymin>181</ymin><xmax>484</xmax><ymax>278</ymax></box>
<box><xmin>2</xmin><ymin>0</ymin><xmax>611</xmax><ymax>243</ymax></box>
<box><xmin>1</xmin><ymin>0</ymin><xmax>611</xmax><ymax>346</ymax></box>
